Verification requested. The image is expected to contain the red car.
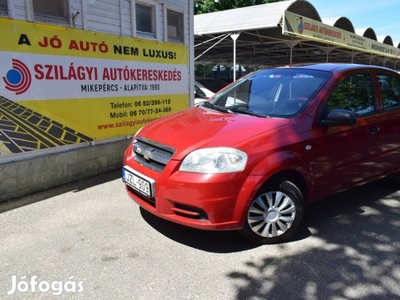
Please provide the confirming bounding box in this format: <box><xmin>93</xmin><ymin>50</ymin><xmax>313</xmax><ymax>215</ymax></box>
<box><xmin>122</xmin><ymin>64</ymin><xmax>400</xmax><ymax>244</ymax></box>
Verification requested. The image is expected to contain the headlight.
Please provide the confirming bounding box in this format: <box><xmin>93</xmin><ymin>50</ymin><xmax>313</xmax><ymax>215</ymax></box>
<box><xmin>179</xmin><ymin>147</ymin><xmax>247</xmax><ymax>173</ymax></box>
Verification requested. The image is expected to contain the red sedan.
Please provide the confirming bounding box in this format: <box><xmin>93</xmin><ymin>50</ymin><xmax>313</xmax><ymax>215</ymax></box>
<box><xmin>123</xmin><ymin>63</ymin><xmax>400</xmax><ymax>244</ymax></box>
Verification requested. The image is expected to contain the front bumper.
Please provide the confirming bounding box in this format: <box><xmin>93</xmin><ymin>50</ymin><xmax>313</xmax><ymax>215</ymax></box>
<box><xmin>122</xmin><ymin>146</ymin><xmax>261</xmax><ymax>231</ymax></box>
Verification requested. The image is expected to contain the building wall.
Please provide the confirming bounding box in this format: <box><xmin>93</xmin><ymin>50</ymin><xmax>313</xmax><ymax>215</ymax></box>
<box><xmin>7</xmin><ymin>0</ymin><xmax>190</xmax><ymax>42</ymax></box>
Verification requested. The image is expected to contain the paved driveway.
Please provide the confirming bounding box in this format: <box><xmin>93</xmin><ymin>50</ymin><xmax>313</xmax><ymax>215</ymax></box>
<box><xmin>1</xmin><ymin>170</ymin><xmax>399</xmax><ymax>299</ymax></box>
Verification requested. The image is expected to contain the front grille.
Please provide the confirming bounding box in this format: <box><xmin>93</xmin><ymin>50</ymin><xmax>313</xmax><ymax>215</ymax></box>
<box><xmin>133</xmin><ymin>137</ymin><xmax>175</xmax><ymax>172</ymax></box>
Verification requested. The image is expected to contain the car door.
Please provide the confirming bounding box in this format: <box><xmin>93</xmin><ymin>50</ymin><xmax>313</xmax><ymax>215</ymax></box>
<box><xmin>375</xmin><ymin>71</ymin><xmax>400</xmax><ymax>171</ymax></box>
<box><xmin>312</xmin><ymin>71</ymin><xmax>384</xmax><ymax>200</ymax></box>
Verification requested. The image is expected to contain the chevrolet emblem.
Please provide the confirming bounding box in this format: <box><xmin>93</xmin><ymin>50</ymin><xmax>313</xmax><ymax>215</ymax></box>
<box><xmin>143</xmin><ymin>150</ymin><xmax>153</xmax><ymax>161</ymax></box>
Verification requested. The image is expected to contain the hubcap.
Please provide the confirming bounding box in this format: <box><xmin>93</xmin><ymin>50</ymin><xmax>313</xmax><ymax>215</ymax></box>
<box><xmin>266</xmin><ymin>209</ymin><xmax>279</xmax><ymax>222</ymax></box>
<box><xmin>247</xmin><ymin>191</ymin><xmax>296</xmax><ymax>238</ymax></box>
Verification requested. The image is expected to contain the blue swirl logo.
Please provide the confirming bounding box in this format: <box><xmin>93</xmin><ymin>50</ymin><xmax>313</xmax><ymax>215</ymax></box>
<box><xmin>3</xmin><ymin>59</ymin><xmax>32</xmax><ymax>95</ymax></box>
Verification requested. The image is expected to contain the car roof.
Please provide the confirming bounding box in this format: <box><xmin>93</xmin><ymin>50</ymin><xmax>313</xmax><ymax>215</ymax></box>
<box><xmin>278</xmin><ymin>63</ymin><xmax>394</xmax><ymax>73</ymax></box>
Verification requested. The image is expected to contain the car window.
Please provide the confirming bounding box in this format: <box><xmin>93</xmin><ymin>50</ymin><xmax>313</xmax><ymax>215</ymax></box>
<box><xmin>326</xmin><ymin>72</ymin><xmax>375</xmax><ymax>116</ymax></box>
<box><xmin>377</xmin><ymin>73</ymin><xmax>400</xmax><ymax>110</ymax></box>
<box><xmin>209</xmin><ymin>69</ymin><xmax>329</xmax><ymax>117</ymax></box>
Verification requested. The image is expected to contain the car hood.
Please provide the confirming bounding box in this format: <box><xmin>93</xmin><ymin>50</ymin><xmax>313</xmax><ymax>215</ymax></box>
<box><xmin>138</xmin><ymin>107</ymin><xmax>290</xmax><ymax>160</ymax></box>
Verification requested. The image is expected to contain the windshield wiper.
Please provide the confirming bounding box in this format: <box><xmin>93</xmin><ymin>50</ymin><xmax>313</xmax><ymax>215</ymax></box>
<box><xmin>201</xmin><ymin>101</ymin><xmax>232</xmax><ymax>113</ymax></box>
<box><xmin>201</xmin><ymin>102</ymin><xmax>268</xmax><ymax>117</ymax></box>
<box><xmin>228</xmin><ymin>106</ymin><xmax>268</xmax><ymax>118</ymax></box>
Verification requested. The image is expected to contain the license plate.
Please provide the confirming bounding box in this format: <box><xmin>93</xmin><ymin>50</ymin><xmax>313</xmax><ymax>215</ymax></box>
<box><xmin>122</xmin><ymin>167</ymin><xmax>154</xmax><ymax>198</ymax></box>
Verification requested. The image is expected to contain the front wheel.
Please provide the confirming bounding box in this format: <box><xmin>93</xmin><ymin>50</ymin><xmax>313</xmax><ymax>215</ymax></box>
<box><xmin>240</xmin><ymin>180</ymin><xmax>304</xmax><ymax>244</ymax></box>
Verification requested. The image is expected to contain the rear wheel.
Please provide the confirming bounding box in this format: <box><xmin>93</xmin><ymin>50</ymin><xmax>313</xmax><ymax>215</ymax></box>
<box><xmin>240</xmin><ymin>180</ymin><xmax>304</xmax><ymax>244</ymax></box>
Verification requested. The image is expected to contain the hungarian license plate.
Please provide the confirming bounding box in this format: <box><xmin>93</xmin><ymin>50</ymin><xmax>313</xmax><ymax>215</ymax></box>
<box><xmin>123</xmin><ymin>167</ymin><xmax>154</xmax><ymax>198</ymax></box>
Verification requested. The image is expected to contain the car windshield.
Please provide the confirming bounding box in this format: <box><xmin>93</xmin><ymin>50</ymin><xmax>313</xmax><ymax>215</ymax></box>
<box><xmin>205</xmin><ymin>68</ymin><xmax>331</xmax><ymax>118</ymax></box>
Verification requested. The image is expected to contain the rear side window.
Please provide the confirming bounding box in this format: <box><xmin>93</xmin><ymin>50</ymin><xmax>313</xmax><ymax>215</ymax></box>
<box><xmin>326</xmin><ymin>73</ymin><xmax>375</xmax><ymax>116</ymax></box>
<box><xmin>377</xmin><ymin>73</ymin><xmax>400</xmax><ymax>110</ymax></box>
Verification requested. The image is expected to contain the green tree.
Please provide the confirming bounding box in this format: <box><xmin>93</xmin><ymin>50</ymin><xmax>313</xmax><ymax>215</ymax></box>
<box><xmin>194</xmin><ymin>0</ymin><xmax>283</xmax><ymax>15</ymax></box>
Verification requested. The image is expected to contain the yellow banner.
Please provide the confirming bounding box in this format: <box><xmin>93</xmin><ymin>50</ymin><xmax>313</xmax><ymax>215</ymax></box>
<box><xmin>0</xmin><ymin>18</ymin><xmax>189</xmax><ymax>157</ymax></box>
<box><xmin>283</xmin><ymin>11</ymin><xmax>400</xmax><ymax>59</ymax></box>
<box><xmin>0</xmin><ymin>17</ymin><xmax>188</xmax><ymax>63</ymax></box>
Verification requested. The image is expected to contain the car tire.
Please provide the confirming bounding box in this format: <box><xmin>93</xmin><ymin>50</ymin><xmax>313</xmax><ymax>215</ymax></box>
<box><xmin>240</xmin><ymin>179</ymin><xmax>304</xmax><ymax>244</ymax></box>
<box><xmin>390</xmin><ymin>172</ymin><xmax>400</xmax><ymax>186</ymax></box>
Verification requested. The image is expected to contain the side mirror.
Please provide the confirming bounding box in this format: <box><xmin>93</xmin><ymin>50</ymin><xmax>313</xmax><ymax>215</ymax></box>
<box><xmin>320</xmin><ymin>108</ymin><xmax>356</xmax><ymax>126</ymax></box>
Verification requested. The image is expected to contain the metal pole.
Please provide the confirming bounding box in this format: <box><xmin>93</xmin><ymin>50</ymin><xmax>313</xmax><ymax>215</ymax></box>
<box><xmin>231</xmin><ymin>33</ymin><xmax>240</xmax><ymax>81</ymax></box>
